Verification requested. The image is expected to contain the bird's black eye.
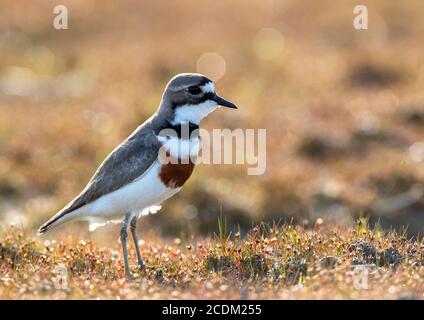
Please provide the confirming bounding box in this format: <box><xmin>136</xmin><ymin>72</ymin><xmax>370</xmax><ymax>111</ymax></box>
<box><xmin>188</xmin><ymin>86</ymin><xmax>202</xmax><ymax>95</ymax></box>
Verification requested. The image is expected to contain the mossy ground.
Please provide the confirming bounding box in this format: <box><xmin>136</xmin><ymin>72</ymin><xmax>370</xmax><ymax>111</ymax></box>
<box><xmin>1</xmin><ymin>222</ymin><xmax>422</xmax><ymax>299</ymax></box>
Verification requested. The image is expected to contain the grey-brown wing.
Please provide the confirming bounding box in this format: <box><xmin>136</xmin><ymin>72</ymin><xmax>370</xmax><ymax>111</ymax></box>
<box><xmin>39</xmin><ymin>124</ymin><xmax>160</xmax><ymax>233</ymax></box>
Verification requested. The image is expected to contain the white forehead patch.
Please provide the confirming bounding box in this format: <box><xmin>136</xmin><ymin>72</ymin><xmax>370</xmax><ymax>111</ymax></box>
<box><xmin>201</xmin><ymin>81</ymin><xmax>215</xmax><ymax>94</ymax></box>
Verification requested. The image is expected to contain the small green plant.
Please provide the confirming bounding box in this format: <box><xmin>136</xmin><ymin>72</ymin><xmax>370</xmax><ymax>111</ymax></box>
<box><xmin>214</xmin><ymin>206</ymin><xmax>233</xmax><ymax>256</ymax></box>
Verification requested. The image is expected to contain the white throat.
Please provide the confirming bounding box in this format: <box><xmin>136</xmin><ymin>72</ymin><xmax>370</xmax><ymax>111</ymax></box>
<box><xmin>171</xmin><ymin>100</ymin><xmax>219</xmax><ymax>125</ymax></box>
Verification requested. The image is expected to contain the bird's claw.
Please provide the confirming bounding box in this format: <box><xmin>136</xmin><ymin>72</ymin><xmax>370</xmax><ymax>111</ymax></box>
<box><xmin>125</xmin><ymin>272</ymin><xmax>135</xmax><ymax>280</ymax></box>
<box><xmin>138</xmin><ymin>261</ymin><xmax>146</xmax><ymax>272</ymax></box>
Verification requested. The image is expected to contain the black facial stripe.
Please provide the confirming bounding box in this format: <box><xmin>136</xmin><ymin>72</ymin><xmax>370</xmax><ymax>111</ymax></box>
<box><xmin>188</xmin><ymin>86</ymin><xmax>202</xmax><ymax>95</ymax></box>
<box><xmin>171</xmin><ymin>91</ymin><xmax>216</xmax><ymax>109</ymax></box>
<box><xmin>199</xmin><ymin>92</ymin><xmax>215</xmax><ymax>103</ymax></box>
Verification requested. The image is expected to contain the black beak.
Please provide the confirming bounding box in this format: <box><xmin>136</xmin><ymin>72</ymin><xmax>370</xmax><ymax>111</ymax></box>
<box><xmin>213</xmin><ymin>94</ymin><xmax>237</xmax><ymax>109</ymax></box>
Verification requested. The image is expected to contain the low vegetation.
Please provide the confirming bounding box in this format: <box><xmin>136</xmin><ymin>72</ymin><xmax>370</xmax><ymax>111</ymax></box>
<box><xmin>0</xmin><ymin>221</ymin><xmax>422</xmax><ymax>299</ymax></box>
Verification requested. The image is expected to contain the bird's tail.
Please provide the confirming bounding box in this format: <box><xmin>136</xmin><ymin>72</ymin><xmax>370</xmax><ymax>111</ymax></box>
<box><xmin>37</xmin><ymin>209</ymin><xmax>74</xmax><ymax>235</ymax></box>
<box><xmin>38</xmin><ymin>216</ymin><xmax>61</xmax><ymax>235</ymax></box>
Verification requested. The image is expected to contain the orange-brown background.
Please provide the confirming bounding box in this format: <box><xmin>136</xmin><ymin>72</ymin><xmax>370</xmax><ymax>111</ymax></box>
<box><xmin>0</xmin><ymin>0</ymin><xmax>423</xmax><ymax>241</ymax></box>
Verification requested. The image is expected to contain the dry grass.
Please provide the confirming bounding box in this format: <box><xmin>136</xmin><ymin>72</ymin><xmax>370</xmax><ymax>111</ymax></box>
<box><xmin>0</xmin><ymin>221</ymin><xmax>423</xmax><ymax>299</ymax></box>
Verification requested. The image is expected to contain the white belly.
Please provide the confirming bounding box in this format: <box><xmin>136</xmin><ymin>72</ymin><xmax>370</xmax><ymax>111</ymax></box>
<box><xmin>71</xmin><ymin>161</ymin><xmax>180</xmax><ymax>230</ymax></box>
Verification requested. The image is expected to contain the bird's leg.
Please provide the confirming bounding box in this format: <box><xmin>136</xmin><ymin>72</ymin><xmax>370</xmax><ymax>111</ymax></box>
<box><xmin>130</xmin><ymin>217</ymin><xmax>146</xmax><ymax>272</ymax></box>
<box><xmin>120</xmin><ymin>213</ymin><xmax>133</xmax><ymax>279</ymax></box>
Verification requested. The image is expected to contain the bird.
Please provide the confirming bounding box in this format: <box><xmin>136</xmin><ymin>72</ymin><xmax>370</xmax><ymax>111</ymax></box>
<box><xmin>38</xmin><ymin>73</ymin><xmax>237</xmax><ymax>278</ymax></box>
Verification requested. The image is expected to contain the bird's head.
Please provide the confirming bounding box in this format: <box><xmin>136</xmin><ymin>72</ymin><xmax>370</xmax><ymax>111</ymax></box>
<box><xmin>160</xmin><ymin>73</ymin><xmax>237</xmax><ymax>125</ymax></box>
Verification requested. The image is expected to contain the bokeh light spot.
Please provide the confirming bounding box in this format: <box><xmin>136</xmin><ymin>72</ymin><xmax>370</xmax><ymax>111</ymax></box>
<box><xmin>409</xmin><ymin>142</ymin><xmax>424</xmax><ymax>162</ymax></box>
<box><xmin>196</xmin><ymin>52</ymin><xmax>226</xmax><ymax>81</ymax></box>
<box><xmin>253</xmin><ymin>28</ymin><xmax>285</xmax><ymax>60</ymax></box>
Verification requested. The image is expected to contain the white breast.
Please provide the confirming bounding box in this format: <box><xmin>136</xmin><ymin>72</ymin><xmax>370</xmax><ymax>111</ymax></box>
<box><xmin>157</xmin><ymin>135</ymin><xmax>200</xmax><ymax>160</ymax></box>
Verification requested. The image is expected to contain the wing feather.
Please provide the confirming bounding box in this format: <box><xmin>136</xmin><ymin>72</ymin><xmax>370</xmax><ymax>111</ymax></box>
<box><xmin>38</xmin><ymin>122</ymin><xmax>161</xmax><ymax>233</ymax></box>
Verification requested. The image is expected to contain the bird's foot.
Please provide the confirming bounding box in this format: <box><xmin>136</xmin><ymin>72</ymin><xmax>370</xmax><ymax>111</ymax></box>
<box><xmin>124</xmin><ymin>268</ymin><xmax>135</xmax><ymax>280</ymax></box>
<box><xmin>137</xmin><ymin>259</ymin><xmax>146</xmax><ymax>273</ymax></box>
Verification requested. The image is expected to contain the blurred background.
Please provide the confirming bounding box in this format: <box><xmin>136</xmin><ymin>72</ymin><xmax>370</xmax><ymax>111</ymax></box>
<box><xmin>0</xmin><ymin>0</ymin><xmax>423</xmax><ymax>241</ymax></box>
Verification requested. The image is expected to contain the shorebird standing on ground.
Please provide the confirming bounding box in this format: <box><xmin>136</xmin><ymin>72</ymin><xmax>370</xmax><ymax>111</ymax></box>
<box><xmin>38</xmin><ymin>73</ymin><xmax>237</xmax><ymax>278</ymax></box>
